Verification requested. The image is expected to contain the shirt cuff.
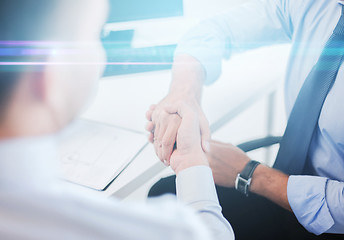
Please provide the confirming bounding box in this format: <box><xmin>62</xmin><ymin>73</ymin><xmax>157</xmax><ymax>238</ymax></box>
<box><xmin>287</xmin><ymin>175</ymin><xmax>334</xmax><ymax>235</ymax></box>
<box><xmin>176</xmin><ymin>166</ymin><xmax>219</xmax><ymax>205</ymax></box>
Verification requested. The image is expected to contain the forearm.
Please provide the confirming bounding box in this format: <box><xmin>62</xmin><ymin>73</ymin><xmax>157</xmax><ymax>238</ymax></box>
<box><xmin>250</xmin><ymin>164</ymin><xmax>291</xmax><ymax>211</ymax></box>
<box><xmin>169</xmin><ymin>54</ymin><xmax>206</xmax><ymax>102</ymax></box>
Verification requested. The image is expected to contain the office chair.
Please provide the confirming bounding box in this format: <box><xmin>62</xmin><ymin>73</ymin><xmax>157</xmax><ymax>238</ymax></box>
<box><xmin>237</xmin><ymin>135</ymin><xmax>282</xmax><ymax>154</ymax></box>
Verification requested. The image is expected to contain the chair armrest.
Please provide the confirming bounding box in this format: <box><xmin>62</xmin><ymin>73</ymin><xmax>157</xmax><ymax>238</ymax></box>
<box><xmin>237</xmin><ymin>136</ymin><xmax>282</xmax><ymax>153</ymax></box>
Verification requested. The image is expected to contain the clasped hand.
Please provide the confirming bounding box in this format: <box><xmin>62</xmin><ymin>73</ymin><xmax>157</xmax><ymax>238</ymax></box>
<box><xmin>145</xmin><ymin>98</ymin><xmax>209</xmax><ymax>174</ymax></box>
<box><xmin>145</xmin><ymin>97</ymin><xmax>250</xmax><ymax>184</ymax></box>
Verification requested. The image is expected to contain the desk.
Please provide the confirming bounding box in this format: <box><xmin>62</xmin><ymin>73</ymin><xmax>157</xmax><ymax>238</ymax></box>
<box><xmin>78</xmin><ymin>44</ymin><xmax>290</xmax><ymax>199</ymax></box>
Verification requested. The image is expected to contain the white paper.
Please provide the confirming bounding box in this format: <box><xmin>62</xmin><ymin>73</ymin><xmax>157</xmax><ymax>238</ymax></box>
<box><xmin>58</xmin><ymin>119</ymin><xmax>147</xmax><ymax>190</ymax></box>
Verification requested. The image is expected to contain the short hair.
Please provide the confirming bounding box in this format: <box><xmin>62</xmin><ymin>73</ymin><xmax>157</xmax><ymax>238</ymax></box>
<box><xmin>0</xmin><ymin>0</ymin><xmax>59</xmax><ymax>114</ymax></box>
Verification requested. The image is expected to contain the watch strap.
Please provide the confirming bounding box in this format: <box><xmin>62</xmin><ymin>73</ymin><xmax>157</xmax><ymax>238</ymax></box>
<box><xmin>235</xmin><ymin>160</ymin><xmax>260</xmax><ymax>196</ymax></box>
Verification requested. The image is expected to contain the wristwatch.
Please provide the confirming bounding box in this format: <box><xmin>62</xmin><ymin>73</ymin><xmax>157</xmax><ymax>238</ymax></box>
<box><xmin>235</xmin><ymin>160</ymin><xmax>261</xmax><ymax>196</ymax></box>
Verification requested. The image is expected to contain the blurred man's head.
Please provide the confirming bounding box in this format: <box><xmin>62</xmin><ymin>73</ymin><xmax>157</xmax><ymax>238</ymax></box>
<box><xmin>0</xmin><ymin>0</ymin><xmax>108</xmax><ymax>138</ymax></box>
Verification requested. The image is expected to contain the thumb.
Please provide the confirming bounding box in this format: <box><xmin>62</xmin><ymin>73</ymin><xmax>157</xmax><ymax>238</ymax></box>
<box><xmin>200</xmin><ymin>114</ymin><xmax>211</xmax><ymax>152</ymax></box>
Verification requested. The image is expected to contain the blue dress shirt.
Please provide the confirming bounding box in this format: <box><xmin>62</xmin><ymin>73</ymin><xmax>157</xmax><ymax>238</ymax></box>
<box><xmin>175</xmin><ymin>0</ymin><xmax>344</xmax><ymax>235</ymax></box>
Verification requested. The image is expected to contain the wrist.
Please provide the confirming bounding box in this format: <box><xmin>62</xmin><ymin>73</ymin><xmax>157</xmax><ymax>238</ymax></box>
<box><xmin>168</xmin><ymin>89</ymin><xmax>197</xmax><ymax>100</ymax></box>
<box><xmin>249</xmin><ymin>164</ymin><xmax>265</xmax><ymax>194</ymax></box>
<box><xmin>170</xmin><ymin>55</ymin><xmax>205</xmax><ymax>101</ymax></box>
<box><xmin>168</xmin><ymin>82</ymin><xmax>202</xmax><ymax>102</ymax></box>
<box><xmin>235</xmin><ymin>160</ymin><xmax>261</xmax><ymax>196</ymax></box>
<box><xmin>250</xmin><ymin>164</ymin><xmax>291</xmax><ymax>210</ymax></box>
<box><xmin>250</xmin><ymin>164</ymin><xmax>288</xmax><ymax>195</ymax></box>
<box><xmin>165</xmin><ymin>91</ymin><xmax>201</xmax><ymax>108</ymax></box>
<box><xmin>172</xmin><ymin>148</ymin><xmax>209</xmax><ymax>175</ymax></box>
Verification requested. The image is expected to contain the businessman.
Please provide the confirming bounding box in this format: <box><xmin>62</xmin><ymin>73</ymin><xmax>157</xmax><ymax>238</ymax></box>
<box><xmin>0</xmin><ymin>0</ymin><xmax>234</xmax><ymax>239</ymax></box>
<box><xmin>146</xmin><ymin>0</ymin><xmax>344</xmax><ymax>239</ymax></box>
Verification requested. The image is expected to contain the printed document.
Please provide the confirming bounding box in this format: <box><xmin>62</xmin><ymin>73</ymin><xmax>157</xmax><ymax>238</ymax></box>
<box><xmin>58</xmin><ymin>119</ymin><xmax>147</xmax><ymax>190</ymax></box>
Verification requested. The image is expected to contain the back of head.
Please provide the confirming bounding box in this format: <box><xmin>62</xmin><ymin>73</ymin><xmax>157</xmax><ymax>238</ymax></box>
<box><xmin>0</xmin><ymin>0</ymin><xmax>107</xmax><ymax>132</ymax></box>
<box><xmin>0</xmin><ymin>1</ymin><xmax>58</xmax><ymax>41</ymax></box>
<box><xmin>0</xmin><ymin>0</ymin><xmax>59</xmax><ymax>115</ymax></box>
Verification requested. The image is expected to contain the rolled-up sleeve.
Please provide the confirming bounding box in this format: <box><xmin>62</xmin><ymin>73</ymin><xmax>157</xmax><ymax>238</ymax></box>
<box><xmin>175</xmin><ymin>0</ymin><xmax>293</xmax><ymax>84</ymax></box>
<box><xmin>287</xmin><ymin>175</ymin><xmax>344</xmax><ymax>235</ymax></box>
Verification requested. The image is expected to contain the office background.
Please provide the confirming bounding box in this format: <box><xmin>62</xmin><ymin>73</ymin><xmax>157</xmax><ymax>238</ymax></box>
<box><xmin>95</xmin><ymin>0</ymin><xmax>289</xmax><ymax>201</ymax></box>
<box><xmin>52</xmin><ymin>0</ymin><xmax>290</xmax><ymax>200</ymax></box>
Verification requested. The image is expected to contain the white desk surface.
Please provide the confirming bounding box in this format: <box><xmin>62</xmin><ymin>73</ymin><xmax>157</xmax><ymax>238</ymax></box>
<box><xmin>77</xmin><ymin>44</ymin><xmax>290</xmax><ymax>198</ymax></box>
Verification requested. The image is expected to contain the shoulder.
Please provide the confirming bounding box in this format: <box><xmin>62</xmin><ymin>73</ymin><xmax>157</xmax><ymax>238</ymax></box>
<box><xmin>0</xmin><ymin>192</ymin><xmax>212</xmax><ymax>240</ymax></box>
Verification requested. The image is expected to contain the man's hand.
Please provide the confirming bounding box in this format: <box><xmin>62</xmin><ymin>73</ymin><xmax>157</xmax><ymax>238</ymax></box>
<box><xmin>145</xmin><ymin>54</ymin><xmax>211</xmax><ymax>166</ymax></box>
<box><xmin>207</xmin><ymin>139</ymin><xmax>291</xmax><ymax>211</ymax></box>
<box><xmin>165</xmin><ymin>102</ymin><xmax>209</xmax><ymax>175</ymax></box>
<box><xmin>206</xmin><ymin>140</ymin><xmax>250</xmax><ymax>187</ymax></box>
<box><xmin>145</xmin><ymin>96</ymin><xmax>210</xmax><ymax>166</ymax></box>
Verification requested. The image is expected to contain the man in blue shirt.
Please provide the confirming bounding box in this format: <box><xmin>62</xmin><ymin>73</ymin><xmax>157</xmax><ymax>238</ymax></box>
<box><xmin>146</xmin><ymin>0</ymin><xmax>344</xmax><ymax>239</ymax></box>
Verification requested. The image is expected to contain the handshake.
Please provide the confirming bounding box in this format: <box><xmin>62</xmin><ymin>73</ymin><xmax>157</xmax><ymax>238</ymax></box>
<box><xmin>145</xmin><ymin>93</ymin><xmax>249</xmax><ymax>185</ymax></box>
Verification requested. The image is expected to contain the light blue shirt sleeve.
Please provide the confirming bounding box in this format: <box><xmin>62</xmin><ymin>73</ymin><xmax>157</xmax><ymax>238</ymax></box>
<box><xmin>176</xmin><ymin>166</ymin><xmax>235</xmax><ymax>240</ymax></box>
<box><xmin>175</xmin><ymin>0</ymin><xmax>293</xmax><ymax>85</ymax></box>
<box><xmin>287</xmin><ymin>176</ymin><xmax>344</xmax><ymax>235</ymax></box>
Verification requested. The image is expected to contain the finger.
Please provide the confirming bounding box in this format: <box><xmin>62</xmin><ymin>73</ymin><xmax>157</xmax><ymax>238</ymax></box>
<box><xmin>156</xmin><ymin>141</ymin><xmax>164</xmax><ymax>161</ymax></box>
<box><xmin>156</xmin><ymin>113</ymin><xmax>170</xmax><ymax>161</ymax></box>
<box><xmin>146</xmin><ymin>109</ymin><xmax>154</xmax><ymax>121</ymax></box>
<box><xmin>151</xmin><ymin>106</ymin><xmax>159</xmax><ymax>124</ymax></box>
<box><xmin>149</xmin><ymin>104</ymin><xmax>157</xmax><ymax>111</ymax></box>
<box><xmin>161</xmin><ymin>115</ymin><xmax>181</xmax><ymax>163</ymax></box>
<box><xmin>148</xmin><ymin>132</ymin><xmax>154</xmax><ymax>143</ymax></box>
<box><xmin>151</xmin><ymin>109</ymin><xmax>167</xmax><ymax>161</ymax></box>
<box><xmin>199</xmin><ymin>114</ymin><xmax>211</xmax><ymax>152</ymax></box>
<box><xmin>145</xmin><ymin>121</ymin><xmax>155</xmax><ymax>133</ymax></box>
<box><xmin>153</xmin><ymin>121</ymin><xmax>161</xmax><ymax>159</ymax></box>
<box><xmin>145</xmin><ymin>104</ymin><xmax>157</xmax><ymax>121</ymax></box>
<box><xmin>153</xmin><ymin>138</ymin><xmax>163</xmax><ymax>162</ymax></box>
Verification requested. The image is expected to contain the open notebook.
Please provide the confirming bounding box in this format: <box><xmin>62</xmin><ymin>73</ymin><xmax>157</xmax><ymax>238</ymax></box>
<box><xmin>57</xmin><ymin>119</ymin><xmax>147</xmax><ymax>191</ymax></box>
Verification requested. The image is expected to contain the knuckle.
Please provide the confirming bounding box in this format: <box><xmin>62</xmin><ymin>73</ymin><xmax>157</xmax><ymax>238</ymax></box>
<box><xmin>160</xmin><ymin>112</ymin><xmax>169</xmax><ymax>122</ymax></box>
<box><xmin>152</xmin><ymin>109</ymin><xmax>161</xmax><ymax>120</ymax></box>
<box><xmin>151</xmin><ymin>115</ymin><xmax>158</xmax><ymax>123</ymax></box>
<box><xmin>150</xmin><ymin>104</ymin><xmax>156</xmax><ymax>110</ymax></box>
